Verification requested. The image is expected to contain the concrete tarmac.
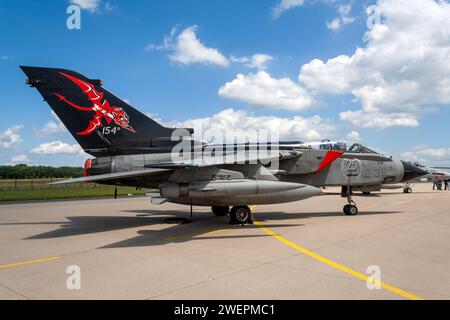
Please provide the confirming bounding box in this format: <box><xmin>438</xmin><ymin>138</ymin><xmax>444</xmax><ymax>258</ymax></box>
<box><xmin>0</xmin><ymin>183</ymin><xmax>449</xmax><ymax>300</ymax></box>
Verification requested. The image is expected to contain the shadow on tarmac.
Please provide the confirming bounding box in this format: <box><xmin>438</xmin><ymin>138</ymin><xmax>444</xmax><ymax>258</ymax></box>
<box><xmin>2</xmin><ymin>208</ymin><xmax>401</xmax><ymax>248</ymax></box>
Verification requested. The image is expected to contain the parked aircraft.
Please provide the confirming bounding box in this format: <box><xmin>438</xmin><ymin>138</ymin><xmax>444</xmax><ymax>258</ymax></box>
<box><xmin>398</xmin><ymin>163</ymin><xmax>450</xmax><ymax>192</ymax></box>
<box><xmin>21</xmin><ymin>66</ymin><xmax>426</xmax><ymax>224</ymax></box>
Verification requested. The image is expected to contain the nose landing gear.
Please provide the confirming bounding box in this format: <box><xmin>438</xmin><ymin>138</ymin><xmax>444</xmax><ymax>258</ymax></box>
<box><xmin>342</xmin><ymin>186</ymin><xmax>358</xmax><ymax>216</ymax></box>
<box><xmin>403</xmin><ymin>183</ymin><xmax>413</xmax><ymax>193</ymax></box>
<box><xmin>343</xmin><ymin>202</ymin><xmax>358</xmax><ymax>215</ymax></box>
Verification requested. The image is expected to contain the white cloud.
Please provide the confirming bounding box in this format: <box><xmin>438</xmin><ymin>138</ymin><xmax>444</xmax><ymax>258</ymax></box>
<box><xmin>326</xmin><ymin>18</ymin><xmax>342</xmax><ymax>31</ymax></box>
<box><xmin>218</xmin><ymin>71</ymin><xmax>318</xmax><ymax>111</ymax></box>
<box><xmin>338</xmin><ymin>3</ymin><xmax>353</xmax><ymax>17</ymax></box>
<box><xmin>10</xmin><ymin>154</ymin><xmax>30</xmax><ymax>163</ymax></box>
<box><xmin>146</xmin><ymin>27</ymin><xmax>177</xmax><ymax>51</ymax></box>
<box><xmin>229</xmin><ymin>55</ymin><xmax>250</xmax><ymax>64</ymax></box>
<box><xmin>147</xmin><ymin>25</ymin><xmax>229</xmax><ymax>67</ymax></box>
<box><xmin>340</xmin><ymin>110</ymin><xmax>419</xmax><ymax>128</ymax></box>
<box><xmin>246</xmin><ymin>54</ymin><xmax>273</xmax><ymax>70</ymax></box>
<box><xmin>70</xmin><ymin>0</ymin><xmax>100</xmax><ymax>11</ymax></box>
<box><xmin>0</xmin><ymin>125</ymin><xmax>23</xmax><ymax>148</ymax></box>
<box><xmin>299</xmin><ymin>0</ymin><xmax>450</xmax><ymax>128</ymax></box>
<box><xmin>272</xmin><ymin>0</ymin><xmax>356</xmax><ymax>26</ymax></box>
<box><xmin>171</xmin><ymin>25</ymin><xmax>228</xmax><ymax>66</ymax></box>
<box><xmin>326</xmin><ymin>4</ymin><xmax>356</xmax><ymax>31</ymax></box>
<box><xmin>104</xmin><ymin>1</ymin><xmax>117</xmax><ymax>11</ymax></box>
<box><xmin>167</xmin><ymin>108</ymin><xmax>336</xmax><ymax>143</ymax></box>
<box><xmin>401</xmin><ymin>147</ymin><xmax>450</xmax><ymax>164</ymax></box>
<box><xmin>148</xmin><ymin>27</ymin><xmax>275</xmax><ymax>71</ymax></box>
<box><xmin>272</xmin><ymin>0</ymin><xmax>305</xmax><ymax>18</ymax></box>
<box><xmin>230</xmin><ymin>53</ymin><xmax>274</xmax><ymax>70</ymax></box>
<box><xmin>35</xmin><ymin>112</ymin><xmax>67</xmax><ymax>136</ymax></box>
<box><xmin>346</xmin><ymin>131</ymin><xmax>362</xmax><ymax>141</ymax></box>
<box><xmin>37</xmin><ymin>121</ymin><xmax>66</xmax><ymax>135</ymax></box>
<box><xmin>31</xmin><ymin>141</ymin><xmax>83</xmax><ymax>155</ymax></box>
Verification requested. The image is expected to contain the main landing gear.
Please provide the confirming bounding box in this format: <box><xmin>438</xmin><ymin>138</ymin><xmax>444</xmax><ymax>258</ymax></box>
<box><xmin>341</xmin><ymin>186</ymin><xmax>358</xmax><ymax>216</ymax></box>
<box><xmin>211</xmin><ymin>205</ymin><xmax>254</xmax><ymax>225</ymax></box>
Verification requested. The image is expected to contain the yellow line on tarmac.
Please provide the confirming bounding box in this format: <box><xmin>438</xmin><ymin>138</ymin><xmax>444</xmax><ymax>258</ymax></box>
<box><xmin>0</xmin><ymin>257</ymin><xmax>60</xmax><ymax>269</ymax></box>
<box><xmin>206</xmin><ymin>229</ymin><xmax>229</xmax><ymax>235</ymax></box>
<box><xmin>252</xmin><ymin>208</ymin><xmax>423</xmax><ymax>300</ymax></box>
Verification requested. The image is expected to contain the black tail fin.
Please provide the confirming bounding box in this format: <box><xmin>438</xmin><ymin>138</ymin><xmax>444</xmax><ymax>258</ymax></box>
<box><xmin>21</xmin><ymin>66</ymin><xmax>192</xmax><ymax>156</ymax></box>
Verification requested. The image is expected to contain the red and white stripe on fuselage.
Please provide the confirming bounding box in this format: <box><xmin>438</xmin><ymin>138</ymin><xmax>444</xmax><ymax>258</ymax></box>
<box><xmin>315</xmin><ymin>150</ymin><xmax>344</xmax><ymax>173</ymax></box>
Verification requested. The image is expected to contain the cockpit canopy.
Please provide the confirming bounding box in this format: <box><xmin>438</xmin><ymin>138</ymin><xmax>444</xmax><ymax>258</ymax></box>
<box><xmin>298</xmin><ymin>140</ymin><xmax>379</xmax><ymax>154</ymax></box>
<box><xmin>412</xmin><ymin>162</ymin><xmax>426</xmax><ymax>168</ymax></box>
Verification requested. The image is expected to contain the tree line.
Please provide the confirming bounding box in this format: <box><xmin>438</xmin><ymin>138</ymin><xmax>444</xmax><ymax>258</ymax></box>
<box><xmin>0</xmin><ymin>164</ymin><xmax>83</xmax><ymax>179</ymax></box>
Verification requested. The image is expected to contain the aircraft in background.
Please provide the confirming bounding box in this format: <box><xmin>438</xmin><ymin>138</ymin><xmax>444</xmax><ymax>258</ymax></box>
<box><xmin>359</xmin><ymin>160</ymin><xmax>449</xmax><ymax>194</ymax></box>
<box><xmin>21</xmin><ymin>66</ymin><xmax>426</xmax><ymax>224</ymax></box>
<box><xmin>409</xmin><ymin>163</ymin><xmax>450</xmax><ymax>182</ymax></box>
<box><xmin>398</xmin><ymin>163</ymin><xmax>450</xmax><ymax>193</ymax></box>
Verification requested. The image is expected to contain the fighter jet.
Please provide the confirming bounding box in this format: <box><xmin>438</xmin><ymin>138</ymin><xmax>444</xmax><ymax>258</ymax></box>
<box><xmin>21</xmin><ymin>66</ymin><xmax>426</xmax><ymax>224</ymax></box>
<box><xmin>409</xmin><ymin>163</ymin><xmax>450</xmax><ymax>182</ymax></box>
<box><xmin>397</xmin><ymin>162</ymin><xmax>450</xmax><ymax>192</ymax></box>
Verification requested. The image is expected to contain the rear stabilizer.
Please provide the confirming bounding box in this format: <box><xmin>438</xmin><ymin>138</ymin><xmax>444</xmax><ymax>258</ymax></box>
<box><xmin>21</xmin><ymin>66</ymin><xmax>192</xmax><ymax>156</ymax></box>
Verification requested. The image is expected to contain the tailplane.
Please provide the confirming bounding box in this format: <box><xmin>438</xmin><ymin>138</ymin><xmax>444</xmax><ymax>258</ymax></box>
<box><xmin>21</xmin><ymin>66</ymin><xmax>192</xmax><ymax>156</ymax></box>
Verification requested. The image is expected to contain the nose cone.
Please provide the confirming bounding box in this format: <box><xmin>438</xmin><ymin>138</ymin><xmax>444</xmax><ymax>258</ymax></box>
<box><xmin>401</xmin><ymin>161</ymin><xmax>428</xmax><ymax>182</ymax></box>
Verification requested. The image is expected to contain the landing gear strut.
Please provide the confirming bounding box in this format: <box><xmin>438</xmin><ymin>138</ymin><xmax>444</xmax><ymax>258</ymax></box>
<box><xmin>341</xmin><ymin>186</ymin><xmax>358</xmax><ymax>216</ymax></box>
<box><xmin>229</xmin><ymin>206</ymin><xmax>253</xmax><ymax>225</ymax></box>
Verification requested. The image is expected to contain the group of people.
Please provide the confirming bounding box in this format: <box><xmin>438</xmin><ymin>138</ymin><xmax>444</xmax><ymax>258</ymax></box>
<box><xmin>433</xmin><ymin>178</ymin><xmax>450</xmax><ymax>190</ymax></box>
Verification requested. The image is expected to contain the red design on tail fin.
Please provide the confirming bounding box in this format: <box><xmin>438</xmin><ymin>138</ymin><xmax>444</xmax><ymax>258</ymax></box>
<box><xmin>54</xmin><ymin>72</ymin><xmax>135</xmax><ymax>135</ymax></box>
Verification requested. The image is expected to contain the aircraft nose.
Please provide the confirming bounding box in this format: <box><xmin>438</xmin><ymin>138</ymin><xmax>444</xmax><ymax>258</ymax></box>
<box><xmin>401</xmin><ymin>161</ymin><xmax>428</xmax><ymax>182</ymax></box>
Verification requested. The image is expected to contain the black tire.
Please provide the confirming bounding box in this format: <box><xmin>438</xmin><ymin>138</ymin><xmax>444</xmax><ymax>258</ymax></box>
<box><xmin>211</xmin><ymin>206</ymin><xmax>229</xmax><ymax>216</ymax></box>
<box><xmin>406</xmin><ymin>188</ymin><xmax>412</xmax><ymax>193</ymax></box>
<box><xmin>230</xmin><ymin>206</ymin><xmax>251</xmax><ymax>224</ymax></box>
<box><xmin>343</xmin><ymin>204</ymin><xmax>350</xmax><ymax>214</ymax></box>
<box><xmin>362</xmin><ymin>192</ymin><xmax>371</xmax><ymax>196</ymax></box>
<box><xmin>345</xmin><ymin>205</ymin><xmax>358</xmax><ymax>216</ymax></box>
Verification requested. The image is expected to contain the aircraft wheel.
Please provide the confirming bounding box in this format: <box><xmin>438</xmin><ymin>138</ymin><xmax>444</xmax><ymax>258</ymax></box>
<box><xmin>211</xmin><ymin>206</ymin><xmax>229</xmax><ymax>216</ymax></box>
<box><xmin>343</xmin><ymin>205</ymin><xmax>349</xmax><ymax>214</ymax></box>
<box><xmin>404</xmin><ymin>187</ymin><xmax>412</xmax><ymax>193</ymax></box>
<box><xmin>230</xmin><ymin>206</ymin><xmax>251</xmax><ymax>225</ymax></box>
<box><xmin>362</xmin><ymin>192</ymin><xmax>371</xmax><ymax>196</ymax></box>
<box><xmin>344</xmin><ymin>204</ymin><xmax>358</xmax><ymax>216</ymax></box>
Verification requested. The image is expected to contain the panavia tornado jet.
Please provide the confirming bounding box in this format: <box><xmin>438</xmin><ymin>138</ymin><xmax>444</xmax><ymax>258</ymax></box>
<box><xmin>408</xmin><ymin>163</ymin><xmax>450</xmax><ymax>182</ymax></box>
<box><xmin>21</xmin><ymin>66</ymin><xmax>426</xmax><ymax>224</ymax></box>
<box><xmin>395</xmin><ymin>162</ymin><xmax>450</xmax><ymax>193</ymax></box>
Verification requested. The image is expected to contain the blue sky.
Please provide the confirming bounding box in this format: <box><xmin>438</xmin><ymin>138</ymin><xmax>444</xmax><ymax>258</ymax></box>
<box><xmin>1</xmin><ymin>0</ymin><xmax>450</xmax><ymax>166</ymax></box>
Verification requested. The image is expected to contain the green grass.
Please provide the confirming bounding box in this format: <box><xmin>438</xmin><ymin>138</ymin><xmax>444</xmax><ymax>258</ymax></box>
<box><xmin>0</xmin><ymin>187</ymin><xmax>146</xmax><ymax>202</ymax></box>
